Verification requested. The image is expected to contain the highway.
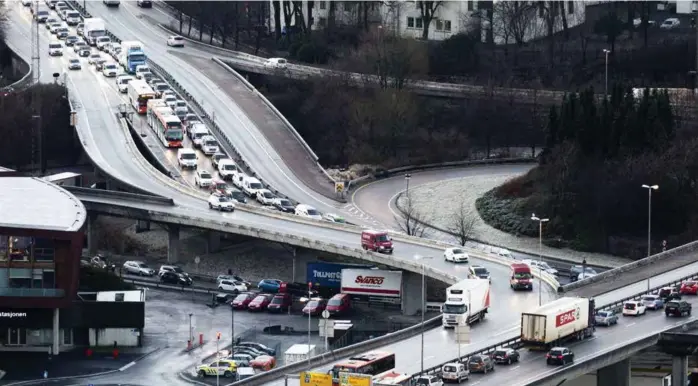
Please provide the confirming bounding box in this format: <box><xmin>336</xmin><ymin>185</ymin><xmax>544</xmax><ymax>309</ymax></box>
<box><xmin>10</xmin><ymin>2</ymin><xmax>698</xmax><ymax>385</ymax></box>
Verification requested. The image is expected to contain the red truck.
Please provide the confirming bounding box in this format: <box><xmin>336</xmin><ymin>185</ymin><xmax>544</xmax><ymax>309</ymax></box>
<box><xmin>361</xmin><ymin>230</ymin><xmax>393</xmax><ymax>254</ymax></box>
<box><xmin>510</xmin><ymin>263</ymin><xmax>533</xmax><ymax>291</ymax></box>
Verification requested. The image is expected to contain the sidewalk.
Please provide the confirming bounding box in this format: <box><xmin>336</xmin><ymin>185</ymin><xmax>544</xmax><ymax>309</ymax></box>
<box><xmin>404</xmin><ymin>174</ymin><xmax>633</xmax><ymax>268</ymax></box>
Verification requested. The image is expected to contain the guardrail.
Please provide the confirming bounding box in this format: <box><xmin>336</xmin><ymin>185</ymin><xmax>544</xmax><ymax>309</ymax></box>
<box><xmin>563</xmin><ymin>240</ymin><xmax>698</xmax><ymax>293</ymax></box>
<box><xmin>65</xmin><ymin>186</ymin><xmax>175</xmax><ymax>206</ymax></box>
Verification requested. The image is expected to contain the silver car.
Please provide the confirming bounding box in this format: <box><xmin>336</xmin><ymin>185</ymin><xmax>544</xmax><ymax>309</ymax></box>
<box><xmin>594</xmin><ymin>310</ymin><xmax>618</xmax><ymax>326</ymax></box>
<box><xmin>122</xmin><ymin>260</ymin><xmax>155</xmax><ymax>276</ymax></box>
<box><xmin>641</xmin><ymin>295</ymin><xmax>664</xmax><ymax>310</ymax></box>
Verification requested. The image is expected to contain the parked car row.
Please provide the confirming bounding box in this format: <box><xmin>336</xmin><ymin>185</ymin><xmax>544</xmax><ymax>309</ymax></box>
<box><xmin>196</xmin><ymin>341</ymin><xmax>277</xmax><ymax>379</ymax></box>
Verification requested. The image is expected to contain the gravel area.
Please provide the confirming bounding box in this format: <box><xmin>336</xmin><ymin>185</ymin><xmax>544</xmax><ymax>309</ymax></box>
<box><xmin>401</xmin><ymin>173</ymin><xmax>633</xmax><ymax>268</ymax></box>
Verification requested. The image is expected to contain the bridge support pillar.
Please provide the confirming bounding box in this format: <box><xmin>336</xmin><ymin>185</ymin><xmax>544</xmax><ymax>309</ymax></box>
<box><xmin>401</xmin><ymin>271</ymin><xmax>425</xmax><ymax>316</ymax></box>
<box><xmin>87</xmin><ymin>214</ymin><xmax>99</xmax><ymax>256</ymax></box>
<box><xmin>672</xmin><ymin>355</ymin><xmax>688</xmax><ymax>386</ymax></box>
<box><xmin>135</xmin><ymin>220</ymin><xmax>151</xmax><ymax>233</ymax></box>
<box><xmin>52</xmin><ymin>308</ymin><xmax>60</xmax><ymax>356</ymax></box>
<box><xmin>597</xmin><ymin>358</ymin><xmax>630</xmax><ymax>386</ymax></box>
<box><xmin>167</xmin><ymin>225</ymin><xmax>180</xmax><ymax>263</ymax></box>
<box><xmin>207</xmin><ymin>232</ymin><xmax>221</xmax><ymax>253</ymax></box>
<box><xmin>292</xmin><ymin>248</ymin><xmax>311</xmax><ymax>284</ymax></box>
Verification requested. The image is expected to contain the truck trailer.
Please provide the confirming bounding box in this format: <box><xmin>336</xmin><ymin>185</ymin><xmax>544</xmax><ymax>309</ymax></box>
<box><xmin>442</xmin><ymin>279</ymin><xmax>490</xmax><ymax>327</ymax></box>
<box><xmin>520</xmin><ymin>297</ymin><xmax>595</xmax><ymax>349</ymax></box>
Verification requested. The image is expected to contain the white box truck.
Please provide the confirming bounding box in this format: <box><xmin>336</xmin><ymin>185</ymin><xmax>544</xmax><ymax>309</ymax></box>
<box><xmin>83</xmin><ymin>18</ymin><xmax>106</xmax><ymax>46</ymax></box>
<box><xmin>284</xmin><ymin>344</ymin><xmax>316</xmax><ymax>365</ymax></box>
<box><xmin>442</xmin><ymin>279</ymin><xmax>490</xmax><ymax>328</ymax></box>
<box><xmin>520</xmin><ymin>297</ymin><xmax>595</xmax><ymax>349</ymax></box>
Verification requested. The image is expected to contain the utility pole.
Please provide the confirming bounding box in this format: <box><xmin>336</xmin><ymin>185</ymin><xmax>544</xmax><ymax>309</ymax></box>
<box><xmin>31</xmin><ymin>0</ymin><xmax>41</xmax><ymax>84</ymax></box>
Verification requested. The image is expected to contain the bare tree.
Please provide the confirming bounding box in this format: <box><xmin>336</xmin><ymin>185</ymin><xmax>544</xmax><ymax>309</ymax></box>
<box><xmin>394</xmin><ymin>193</ymin><xmax>430</xmax><ymax>237</ymax></box>
<box><xmin>448</xmin><ymin>201</ymin><xmax>477</xmax><ymax>246</ymax></box>
<box><xmin>493</xmin><ymin>1</ymin><xmax>537</xmax><ymax>46</ymax></box>
<box><xmin>417</xmin><ymin>1</ymin><xmax>443</xmax><ymax>40</ymax></box>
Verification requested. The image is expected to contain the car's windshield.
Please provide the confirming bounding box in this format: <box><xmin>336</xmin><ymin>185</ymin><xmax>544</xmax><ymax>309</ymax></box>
<box><xmin>98</xmin><ymin>37</ymin><xmax>110</xmax><ymax>42</ymax></box>
<box><xmin>205</xmin><ymin>140</ymin><xmax>218</xmax><ymax>147</ymax></box>
<box><xmin>279</xmin><ymin>200</ymin><xmax>291</xmax><ymax>206</ymax></box>
<box><xmin>328</xmin><ymin>298</ymin><xmax>341</xmax><ymax>306</ymax></box>
<box><xmin>307</xmin><ymin>209</ymin><xmax>320</xmax><ymax>216</ymax></box>
<box><xmin>156</xmin><ymin>84</ymin><xmax>168</xmax><ymax>91</ymax></box>
<box><xmin>181</xmin><ymin>153</ymin><xmax>195</xmax><ymax>160</ymax></box>
<box><xmin>138</xmin><ymin>263</ymin><xmax>149</xmax><ymax>268</ymax></box>
<box><xmin>597</xmin><ymin>311</ymin><xmax>609</xmax><ymax>317</ymax></box>
<box><xmin>49</xmin><ymin>44</ymin><xmax>61</xmax><ymax>49</ymax></box>
<box><xmin>263</xmin><ymin>192</ymin><xmax>273</xmax><ymax>198</ymax></box>
<box><xmin>234</xmin><ymin>294</ymin><xmax>248</xmax><ymax>302</ymax></box>
<box><xmin>176</xmin><ymin>101</ymin><xmax>186</xmax><ymax>107</ymax></box>
<box><xmin>451</xmin><ymin>248</ymin><xmax>464</xmax><ymax>254</ymax></box>
<box><xmin>249</xmin><ymin>182</ymin><xmax>262</xmax><ymax>190</ymax></box>
<box><xmin>376</xmin><ymin>234</ymin><xmax>389</xmax><ymax>242</ymax></box>
<box><xmin>105</xmin><ymin>64</ymin><xmax>116</xmax><ymax>69</ymax></box>
<box><xmin>70</xmin><ymin>59</ymin><xmax>78</xmax><ymax>64</ymax></box>
<box><xmin>442</xmin><ymin>304</ymin><xmax>467</xmax><ymax>314</ymax></box>
<box><xmin>223</xmin><ymin>164</ymin><xmax>236</xmax><ymax>171</ymax></box>
<box><xmin>493</xmin><ymin>350</ymin><xmax>507</xmax><ymax>356</ymax></box>
<box><xmin>474</xmin><ymin>267</ymin><xmax>488</xmax><ymax>275</ymax></box>
<box><xmin>218</xmin><ymin>196</ymin><xmax>230</xmax><ymax>202</ymax></box>
<box><xmin>307</xmin><ymin>300</ymin><xmax>319</xmax><ymax>308</ymax></box>
<box><xmin>173</xmin><ymin>37</ymin><xmax>183</xmax><ymax>41</ymax></box>
<box><xmin>667</xmin><ymin>302</ymin><xmax>680</xmax><ymax>307</ymax></box>
<box><xmin>549</xmin><ymin>350</ymin><xmax>563</xmax><ymax>356</ymax></box>
<box><xmin>443</xmin><ymin>365</ymin><xmax>458</xmax><ymax>372</ymax></box>
<box><xmin>200</xmin><ymin>172</ymin><xmax>211</xmax><ymax>179</ymax></box>
<box><xmin>271</xmin><ymin>297</ymin><xmax>283</xmax><ymax>304</ymax></box>
<box><xmin>514</xmin><ymin>272</ymin><xmax>531</xmax><ymax>279</ymax></box>
<box><xmin>172</xmin><ymin>267</ymin><xmax>184</xmax><ymax>273</ymax></box>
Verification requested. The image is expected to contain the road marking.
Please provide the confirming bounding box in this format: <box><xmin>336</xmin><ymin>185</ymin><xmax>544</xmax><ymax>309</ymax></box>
<box><xmin>509</xmin><ymin>365</ymin><xmax>521</xmax><ymax>371</ymax></box>
<box><xmin>119</xmin><ymin>361</ymin><xmax>136</xmax><ymax>371</ymax></box>
<box><xmin>625</xmin><ymin>322</ymin><xmax>636</xmax><ymax>327</ymax></box>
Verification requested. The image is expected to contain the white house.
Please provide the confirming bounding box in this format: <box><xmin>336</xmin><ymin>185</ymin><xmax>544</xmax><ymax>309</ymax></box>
<box><xmin>268</xmin><ymin>1</ymin><xmax>586</xmax><ymax>43</ymax></box>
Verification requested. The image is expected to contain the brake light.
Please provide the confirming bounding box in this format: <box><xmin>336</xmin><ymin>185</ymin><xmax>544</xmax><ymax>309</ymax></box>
<box><xmin>558</xmin><ymin>355</ymin><xmax>564</xmax><ymax>359</ymax></box>
<box><xmin>546</xmin><ymin>354</ymin><xmax>551</xmax><ymax>358</ymax></box>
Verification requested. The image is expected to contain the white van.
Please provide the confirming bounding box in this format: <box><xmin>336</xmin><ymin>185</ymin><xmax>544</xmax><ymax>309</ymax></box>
<box><xmin>200</xmin><ymin>135</ymin><xmax>219</xmax><ymax>155</ymax></box>
<box><xmin>231</xmin><ymin>171</ymin><xmax>247</xmax><ymax>189</ymax></box>
<box><xmin>189</xmin><ymin>124</ymin><xmax>209</xmax><ymax>147</ymax></box>
<box><xmin>48</xmin><ymin>42</ymin><xmax>63</xmax><ymax>56</ymax></box>
<box><xmin>217</xmin><ymin>159</ymin><xmax>238</xmax><ymax>180</ymax></box>
<box><xmin>135</xmin><ymin>64</ymin><xmax>149</xmax><ymax>78</ymax></box>
<box><xmin>242</xmin><ymin>176</ymin><xmax>264</xmax><ymax>197</ymax></box>
<box><xmin>65</xmin><ymin>10</ymin><xmax>81</xmax><ymax>25</ymax></box>
<box><xmin>116</xmin><ymin>75</ymin><xmax>133</xmax><ymax>93</ymax></box>
<box><xmin>177</xmin><ymin>148</ymin><xmax>197</xmax><ymax>169</ymax></box>
<box><xmin>294</xmin><ymin>204</ymin><xmax>322</xmax><ymax>220</ymax></box>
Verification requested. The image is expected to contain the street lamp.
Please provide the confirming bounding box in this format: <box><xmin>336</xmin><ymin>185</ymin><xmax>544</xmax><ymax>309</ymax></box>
<box><xmin>603</xmin><ymin>49</ymin><xmax>611</xmax><ymax>96</ymax></box>
<box><xmin>188</xmin><ymin>313</ymin><xmax>193</xmax><ymax>347</ymax></box>
<box><xmin>405</xmin><ymin>174</ymin><xmax>412</xmax><ymax>196</ymax></box>
<box><xmin>641</xmin><ymin>185</ymin><xmax>659</xmax><ymax>257</ymax></box>
<box><xmin>414</xmin><ymin>255</ymin><xmax>433</xmax><ymax>374</ymax></box>
<box><xmin>531</xmin><ymin>214</ymin><xmax>549</xmax><ymax>306</ymax></box>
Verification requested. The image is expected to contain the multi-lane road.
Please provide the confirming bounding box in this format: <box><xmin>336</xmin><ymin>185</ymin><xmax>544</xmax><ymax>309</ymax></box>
<box><xmin>8</xmin><ymin>2</ymin><xmax>695</xmax><ymax>386</ymax></box>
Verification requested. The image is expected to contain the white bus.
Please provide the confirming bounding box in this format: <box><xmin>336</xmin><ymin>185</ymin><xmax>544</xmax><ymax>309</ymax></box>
<box><xmin>127</xmin><ymin>79</ymin><xmax>156</xmax><ymax>114</ymax></box>
<box><xmin>147</xmin><ymin>104</ymin><xmax>183</xmax><ymax>148</ymax></box>
<box><xmin>373</xmin><ymin>371</ymin><xmax>415</xmax><ymax>386</ymax></box>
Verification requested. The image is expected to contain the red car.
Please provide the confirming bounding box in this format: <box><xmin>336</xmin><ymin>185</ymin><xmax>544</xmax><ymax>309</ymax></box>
<box><xmin>231</xmin><ymin>293</ymin><xmax>255</xmax><ymax>310</ymax></box>
<box><xmin>267</xmin><ymin>293</ymin><xmax>292</xmax><ymax>313</ymax></box>
<box><xmin>248</xmin><ymin>294</ymin><xmax>273</xmax><ymax>312</ymax></box>
<box><xmin>680</xmin><ymin>281</ymin><xmax>698</xmax><ymax>295</ymax></box>
<box><xmin>208</xmin><ymin>179</ymin><xmax>229</xmax><ymax>195</ymax></box>
<box><xmin>302</xmin><ymin>298</ymin><xmax>327</xmax><ymax>316</ymax></box>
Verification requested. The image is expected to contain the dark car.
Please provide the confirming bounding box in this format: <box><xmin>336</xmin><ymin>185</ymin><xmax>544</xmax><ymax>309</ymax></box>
<box><xmin>491</xmin><ymin>348</ymin><xmax>520</xmax><ymax>365</ymax></box>
<box><xmin>665</xmin><ymin>301</ymin><xmax>692</xmax><ymax>317</ymax></box>
<box><xmin>65</xmin><ymin>35</ymin><xmax>79</xmax><ymax>46</ymax></box>
<box><xmin>569</xmin><ymin>265</ymin><xmax>598</xmax><ymax>282</ymax></box>
<box><xmin>546</xmin><ymin>347</ymin><xmax>574</xmax><ymax>365</ymax></box>
<box><xmin>467</xmin><ymin>354</ymin><xmax>494</xmax><ymax>373</ymax></box>
<box><xmin>78</xmin><ymin>48</ymin><xmax>91</xmax><ymax>57</ymax></box>
<box><xmin>267</xmin><ymin>293</ymin><xmax>292</xmax><ymax>313</ymax></box>
<box><xmin>137</xmin><ymin>0</ymin><xmax>152</xmax><ymax>7</ymax></box>
<box><xmin>247</xmin><ymin>294</ymin><xmax>273</xmax><ymax>312</ymax></box>
<box><xmin>237</xmin><ymin>342</ymin><xmax>276</xmax><ymax>356</ymax></box>
<box><xmin>233</xmin><ymin>346</ymin><xmax>265</xmax><ymax>358</ymax></box>
<box><xmin>273</xmin><ymin>198</ymin><xmax>295</xmax><ymax>213</ymax></box>
<box><xmin>160</xmin><ymin>271</ymin><xmax>192</xmax><ymax>286</ymax></box>
<box><xmin>284</xmin><ymin>282</ymin><xmax>319</xmax><ymax>298</ymax></box>
<box><xmin>229</xmin><ymin>188</ymin><xmax>247</xmax><ymax>204</ymax></box>
<box><xmin>658</xmin><ymin>286</ymin><xmax>682</xmax><ymax>301</ymax></box>
<box><xmin>95</xmin><ymin>58</ymin><xmax>107</xmax><ymax>71</ymax></box>
<box><xmin>231</xmin><ymin>293</ymin><xmax>255</xmax><ymax>310</ymax></box>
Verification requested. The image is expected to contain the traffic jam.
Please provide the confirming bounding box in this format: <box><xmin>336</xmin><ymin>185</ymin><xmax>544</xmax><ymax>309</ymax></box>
<box><xmin>296</xmin><ymin>270</ymin><xmax>697</xmax><ymax>386</ymax></box>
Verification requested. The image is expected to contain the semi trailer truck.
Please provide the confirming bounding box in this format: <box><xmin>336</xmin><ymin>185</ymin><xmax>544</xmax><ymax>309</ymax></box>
<box><xmin>520</xmin><ymin>297</ymin><xmax>595</xmax><ymax>349</ymax></box>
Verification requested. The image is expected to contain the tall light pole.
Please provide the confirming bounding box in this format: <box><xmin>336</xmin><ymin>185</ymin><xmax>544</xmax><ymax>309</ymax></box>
<box><xmin>531</xmin><ymin>214</ymin><xmax>549</xmax><ymax>306</ymax></box>
<box><xmin>642</xmin><ymin>185</ymin><xmax>659</xmax><ymax>257</ymax></box>
<box><xmin>307</xmin><ymin>282</ymin><xmax>312</xmax><ymax>368</ymax></box>
<box><xmin>603</xmin><ymin>49</ymin><xmax>611</xmax><ymax>96</ymax></box>
<box><xmin>405</xmin><ymin>174</ymin><xmax>412</xmax><ymax>196</ymax></box>
<box><xmin>188</xmin><ymin>313</ymin><xmax>193</xmax><ymax>346</ymax></box>
<box><xmin>414</xmin><ymin>255</ymin><xmax>433</xmax><ymax>374</ymax></box>
<box><xmin>231</xmin><ymin>306</ymin><xmax>235</xmax><ymax>353</ymax></box>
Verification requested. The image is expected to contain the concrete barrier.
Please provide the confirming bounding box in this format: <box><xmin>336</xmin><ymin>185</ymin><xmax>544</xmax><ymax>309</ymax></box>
<box><xmin>562</xmin><ymin>240</ymin><xmax>698</xmax><ymax>293</ymax></box>
<box><xmin>66</xmin><ymin>186</ymin><xmax>175</xmax><ymax>206</ymax></box>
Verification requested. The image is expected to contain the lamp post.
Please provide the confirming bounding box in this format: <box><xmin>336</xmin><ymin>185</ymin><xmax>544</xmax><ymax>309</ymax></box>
<box><xmin>405</xmin><ymin>174</ymin><xmax>412</xmax><ymax>196</ymax></box>
<box><xmin>603</xmin><ymin>49</ymin><xmax>611</xmax><ymax>96</ymax></box>
<box><xmin>641</xmin><ymin>185</ymin><xmax>659</xmax><ymax>258</ymax></box>
<box><xmin>307</xmin><ymin>282</ymin><xmax>312</xmax><ymax>368</ymax></box>
<box><xmin>531</xmin><ymin>214</ymin><xmax>549</xmax><ymax>306</ymax></box>
<box><xmin>231</xmin><ymin>306</ymin><xmax>235</xmax><ymax>353</ymax></box>
<box><xmin>414</xmin><ymin>255</ymin><xmax>433</xmax><ymax>374</ymax></box>
<box><xmin>188</xmin><ymin>313</ymin><xmax>193</xmax><ymax>346</ymax></box>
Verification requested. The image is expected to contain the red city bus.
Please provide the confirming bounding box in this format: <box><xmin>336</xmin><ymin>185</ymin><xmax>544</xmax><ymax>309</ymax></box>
<box><xmin>127</xmin><ymin>79</ymin><xmax>156</xmax><ymax>114</ymax></box>
<box><xmin>329</xmin><ymin>351</ymin><xmax>396</xmax><ymax>385</ymax></box>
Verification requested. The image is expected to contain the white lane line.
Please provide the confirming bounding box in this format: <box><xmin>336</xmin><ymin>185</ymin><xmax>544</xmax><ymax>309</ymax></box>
<box><xmin>625</xmin><ymin>322</ymin><xmax>636</xmax><ymax>327</ymax></box>
<box><xmin>119</xmin><ymin>361</ymin><xmax>136</xmax><ymax>371</ymax></box>
<box><xmin>509</xmin><ymin>365</ymin><xmax>521</xmax><ymax>371</ymax></box>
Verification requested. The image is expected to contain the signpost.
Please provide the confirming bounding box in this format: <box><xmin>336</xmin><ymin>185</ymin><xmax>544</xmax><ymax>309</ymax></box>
<box><xmin>334</xmin><ymin>181</ymin><xmax>345</xmax><ymax>198</ymax></box>
<box><xmin>300</xmin><ymin>371</ymin><xmax>332</xmax><ymax>386</ymax></box>
<box><xmin>319</xmin><ymin>313</ymin><xmax>334</xmax><ymax>352</ymax></box>
<box><xmin>454</xmin><ymin>319</ymin><xmax>471</xmax><ymax>360</ymax></box>
<box><xmin>194</xmin><ymin>256</ymin><xmax>200</xmax><ymax>274</ymax></box>
<box><xmin>339</xmin><ymin>372</ymin><xmax>372</xmax><ymax>386</ymax></box>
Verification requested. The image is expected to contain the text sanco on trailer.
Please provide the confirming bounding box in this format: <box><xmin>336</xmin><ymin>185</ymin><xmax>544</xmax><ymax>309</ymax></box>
<box><xmin>520</xmin><ymin>297</ymin><xmax>595</xmax><ymax>349</ymax></box>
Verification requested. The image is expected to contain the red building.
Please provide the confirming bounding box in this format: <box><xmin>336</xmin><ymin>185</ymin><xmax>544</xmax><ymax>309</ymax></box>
<box><xmin>0</xmin><ymin>174</ymin><xmax>85</xmax><ymax>354</ymax></box>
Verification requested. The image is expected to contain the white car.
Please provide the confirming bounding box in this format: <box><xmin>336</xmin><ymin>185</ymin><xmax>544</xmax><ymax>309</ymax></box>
<box><xmin>164</xmin><ymin>95</ymin><xmax>177</xmax><ymax>110</ymax></box>
<box><xmin>218</xmin><ymin>280</ymin><xmax>247</xmax><ymax>293</ymax></box>
<box><xmin>522</xmin><ymin>259</ymin><xmax>558</xmax><ymax>276</ymax></box>
<box><xmin>48</xmin><ymin>42</ymin><xmax>63</xmax><ymax>56</ymax></box>
<box><xmin>108</xmin><ymin>42</ymin><xmax>122</xmax><ymax>57</ymax></box>
<box><xmin>622</xmin><ymin>300</ymin><xmax>646</xmax><ymax>316</ymax></box>
<box><xmin>174</xmin><ymin>100</ymin><xmax>188</xmax><ymax>115</ymax></box>
<box><xmin>208</xmin><ymin>194</ymin><xmax>235</xmax><ymax>212</ymax></box>
<box><xmin>122</xmin><ymin>260</ymin><xmax>155</xmax><ymax>276</ymax></box>
<box><xmin>87</xmin><ymin>54</ymin><xmax>102</xmax><ymax>64</ymax></box>
<box><xmin>67</xmin><ymin>59</ymin><xmax>81</xmax><ymax>70</ymax></box>
<box><xmin>444</xmin><ymin>247</ymin><xmax>469</xmax><ymax>263</ymax></box>
<box><xmin>256</xmin><ymin>189</ymin><xmax>276</xmax><ymax>205</ymax></box>
<box><xmin>295</xmin><ymin>204</ymin><xmax>322</xmax><ymax>220</ymax></box>
<box><xmin>200</xmin><ymin>135</ymin><xmax>219</xmax><ymax>155</ymax></box>
<box><xmin>116</xmin><ymin>75</ymin><xmax>133</xmax><ymax>93</ymax></box>
<box><xmin>217</xmin><ymin>159</ymin><xmax>238</xmax><ymax>180</ymax></box>
<box><xmin>660</xmin><ymin>18</ymin><xmax>680</xmax><ymax>30</ymax></box>
<box><xmin>102</xmin><ymin>62</ymin><xmax>119</xmax><ymax>77</ymax></box>
<box><xmin>195</xmin><ymin>169</ymin><xmax>213</xmax><ymax>188</ymax></box>
<box><xmin>136</xmin><ymin>70</ymin><xmax>152</xmax><ymax>80</ymax></box>
<box><xmin>96</xmin><ymin>36</ymin><xmax>111</xmax><ymax>50</ymax></box>
<box><xmin>190</xmin><ymin>124</ymin><xmax>209</xmax><ymax>148</ymax></box>
<box><xmin>167</xmin><ymin>35</ymin><xmax>185</xmax><ymax>47</ymax></box>
<box><xmin>577</xmin><ymin>271</ymin><xmax>597</xmax><ymax>281</ymax></box>
<box><xmin>494</xmin><ymin>247</ymin><xmax>512</xmax><ymax>258</ymax></box>
<box><xmin>264</xmin><ymin>57</ymin><xmax>287</xmax><ymax>69</ymax></box>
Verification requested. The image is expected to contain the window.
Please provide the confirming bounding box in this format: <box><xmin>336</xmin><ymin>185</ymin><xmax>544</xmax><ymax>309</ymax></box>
<box><xmin>445</xmin><ymin>20</ymin><xmax>452</xmax><ymax>32</ymax></box>
<box><xmin>115</xmin><ymin>293</ymin><xmax>125</xmax><ymax>302</ymax></box>
<box><xmin>436</xmin><ymin>19</ymin><xmax>443</xmax><ymax>31</ymax></box>
<box><xmin>467</xmin><ymin>0</ymin><xmax>474</xmax><ymax>11</ymax></box>
<box><xmin>319</xmin><ymin>1</ymin><xmax>325</xmax><ymax>10</ymax></box>
<box><xmin>407</xmin><ymin>16</ymin><xmax>415</xmax><ymax>28</ymax></box>
<box><xmin>63</xmin><ymin>328</ymin><xmax>73</xmax><ymax>345</ymax></box>
<box><xmin>568</xmin><ymin>1</ymin><xmax>574</xmax><ymax>14</ymax></box>
<box><xmin>8</xmin><ymin>328</ymin><xmax>26</xmax><ymax>345</ymax></box>
<box><xmin>319</xmin><ymin>17</ymin><xmax>326</xmax><ymax>27</ymax></box>
<box><xmin>416</xmin><ymin>17</ymin><xmax>423</xmax><ymax>29</ymax></box>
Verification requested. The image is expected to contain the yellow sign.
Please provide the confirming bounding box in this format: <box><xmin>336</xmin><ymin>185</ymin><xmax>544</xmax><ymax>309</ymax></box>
<box><xmin>300</xmin><ymin>372</ymin><xmax>332</xmax><ymax>386</ymax></box>
<box><xmin>335</xmin><ymin>182</ymin><xmax>345</xmax><ymax>193</ymax></box>
<box><xmin>339</xmin><ymin>372</ymin><xmax>372</xmax><ymax>386</ymax></box>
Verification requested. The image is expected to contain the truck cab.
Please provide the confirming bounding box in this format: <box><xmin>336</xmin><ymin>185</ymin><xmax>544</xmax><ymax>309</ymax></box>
<box><xmin>442</xmin><ymin>279</ymin><xmax>490</xmax><ymax>327</ymax></box>
<box><xmin>361</xmin><ymin>230</ymin><xmax>393</xmax><ymax>254</ymax></box>
<box><xmin>441</xmin><ymin>362</ymin><xmax>468</xmax><ymax>383</ymax></box>
<box><xmin>510</xmin><ymin>263</ymin><xmax>533</xmax><ymax>291</ymax></box>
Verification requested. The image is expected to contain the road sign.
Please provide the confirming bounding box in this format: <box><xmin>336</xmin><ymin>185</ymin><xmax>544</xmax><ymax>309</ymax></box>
<box><xmin>322</xmin><ymin>310</ymin><xmax>330</xmax><ymax>319</ymax></box>
<box><xmin>455</xmin><ymin>323</ymin><xmax>471</xmax><ymax>344</ymax></box>
<box><xmin>300</xmin><ymin>372</ymin><xmax>332</xmax><ymax>386</ymax></box>
<box><xmin>339</xmin><ymin>372</ymin><xmax>372</xmax><ymax>386</ymax></box>
<box><xmin>335</xmin><ymin>181</ymin><xmax>345</xmax><ymax>194</ymax></box>
<box><xmin>318</xmin><ymin>319</ymin><xmax>335</xmax><ymax>338</ymax></box>
<box><xmin>194</xmin><ymin>256</ymin><xmax>200</xmax><ymax>264</ymax></box>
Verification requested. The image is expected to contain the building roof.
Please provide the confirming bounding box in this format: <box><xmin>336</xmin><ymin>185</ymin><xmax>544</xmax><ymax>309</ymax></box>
<box><xmin>0</xmin><ymin>176</ymin><xmax>86</xmax><ymax>232</ymax></box>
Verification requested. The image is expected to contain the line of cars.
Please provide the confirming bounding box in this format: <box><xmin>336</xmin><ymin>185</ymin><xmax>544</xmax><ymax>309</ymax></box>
<box><xmin>196</xmin><ymin>341</ymin><xmax>278</xmax><ymax>380</ymax></box>
<box><xmin>121</xmin><ymin>260</ymin><xmax>194</xmax><ymax>286</ymax></box>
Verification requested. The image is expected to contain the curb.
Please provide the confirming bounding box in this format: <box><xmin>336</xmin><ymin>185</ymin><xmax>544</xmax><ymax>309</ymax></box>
<box><xmin>2</xmin><ymin>347</ymin><xmax>163</xmax><ymax>385</ymax></box>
